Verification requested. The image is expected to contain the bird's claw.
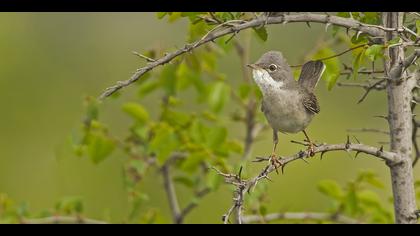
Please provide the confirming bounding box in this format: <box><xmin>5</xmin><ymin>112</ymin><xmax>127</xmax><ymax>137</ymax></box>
<box><xmin>268</xmin><ymin>153</ymin><xmax>283</xmax><ymax>174</ymax></box>
<box><xmin>307</xmin><ymin>142</ymin><xmax>316</xmax><ymax>157</ymax></box>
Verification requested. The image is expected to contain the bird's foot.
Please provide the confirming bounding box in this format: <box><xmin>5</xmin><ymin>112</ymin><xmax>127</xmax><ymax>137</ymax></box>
<box><xmin>305</xmin><ymin>141</ymin><xmax>316</xmax><ymax>157</ymax></box>
<box><xmin>268</xmin><ymin>153</ymin><xmax>283</xmax><ymax>174</ymax></box>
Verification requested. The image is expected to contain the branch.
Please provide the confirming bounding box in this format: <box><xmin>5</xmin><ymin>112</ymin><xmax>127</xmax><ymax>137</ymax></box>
<box><xmin>162</xmin><ymin>164</ymin><xmax>182</xmax><ymax>224</ymax></box>
<box><xmin>242</xmin><ymin>212</ymin><xmax>362</xmax><ymax>224</ymax></box>
<box><xmin>214</xmin><ymin>138</ymin><xmax>400</xmax><ymax>223</ymax></box>
<box><xmin>22</xmin><ymin>216</ymin><xmax>107</xmax><ymax>224</ymax></box>
<box><xmin>291</xmin><ymin>44</ymin><xmax>368</xmax><ymax>68</ymax></box>
<box><xmin>389</xmin><ymin>49</ymin><xmax>420</xmax><ymax>80</ymax></box>
<box><xmin>337</xmin><ymin>79</ymin><xmax>387</xmax><ymax>103</ymax></box>
<box><xmin>99</xmin><ymin>13</ymin><xmax>387</xmax><ymax>99</ymax></box>
<box><xmin>179</xmin><ymin>188</ymin><xmax>211</xmax><ymax>219</ymax></box>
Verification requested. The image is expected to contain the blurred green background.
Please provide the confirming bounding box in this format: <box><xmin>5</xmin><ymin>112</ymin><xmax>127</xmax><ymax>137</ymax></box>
<box><xmin>0</xmin><ymin>12</ymin><xmax>418</xmax><ymax>223</ymax></box>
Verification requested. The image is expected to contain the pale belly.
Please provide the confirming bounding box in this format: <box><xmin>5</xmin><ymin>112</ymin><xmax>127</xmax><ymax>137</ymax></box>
<box><xmin>262</xmin><ymin>89</ymin><xmax>313</xmax><ymax>133</ymax></box>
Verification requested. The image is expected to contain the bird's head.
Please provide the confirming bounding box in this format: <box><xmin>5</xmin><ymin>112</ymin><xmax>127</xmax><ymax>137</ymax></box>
<box><xmin>247</xmin><ymin>51</ymin><xmax>294</xmax><ymax>93</ymax></box>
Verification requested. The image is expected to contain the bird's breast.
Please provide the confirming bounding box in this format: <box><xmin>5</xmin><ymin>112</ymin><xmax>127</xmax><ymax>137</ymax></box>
<box><xmin>262</xmin><ymin>88</ymin><xmax>313</xmax><ymax>133</ymax></box>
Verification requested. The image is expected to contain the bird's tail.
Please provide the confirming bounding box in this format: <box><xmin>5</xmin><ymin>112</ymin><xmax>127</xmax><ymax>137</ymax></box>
<box><xmin>298</xmin><ymin>60</ymin><xmax>325</xmax><ymax>92</ymax></box>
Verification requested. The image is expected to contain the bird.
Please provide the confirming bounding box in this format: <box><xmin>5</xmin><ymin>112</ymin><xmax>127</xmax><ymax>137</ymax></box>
<box><xmin>247</xmin><ymin>51</ymin><xmax>325</xmax><ymax>172</ymax></box>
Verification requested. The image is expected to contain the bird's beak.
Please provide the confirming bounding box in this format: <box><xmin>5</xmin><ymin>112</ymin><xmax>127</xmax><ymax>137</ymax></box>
<box><xmin>246</xmin><ymin>63</ymin><xmax>260</xmax><ymax>69</ymax></box>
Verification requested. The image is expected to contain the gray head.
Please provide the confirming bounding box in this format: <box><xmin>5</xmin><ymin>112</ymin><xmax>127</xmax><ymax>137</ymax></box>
<box><xmin>247</xmin><ymin>51</ymin><xmax>295</xmax><ymax>92</ymax></box>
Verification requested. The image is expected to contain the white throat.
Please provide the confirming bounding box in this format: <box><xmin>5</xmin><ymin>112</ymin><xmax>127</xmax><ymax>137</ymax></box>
<box><xmin>252</xmin><ymin>69</ymin><xmax>284</xmax><ymax>93</ymax></box>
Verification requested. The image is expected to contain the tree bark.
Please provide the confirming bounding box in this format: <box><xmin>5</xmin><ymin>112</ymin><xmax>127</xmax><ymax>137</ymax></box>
<box><xmin>383</xmin><ymin>12</ymin><xmax>418</xmax><ymax>224</ymax></box>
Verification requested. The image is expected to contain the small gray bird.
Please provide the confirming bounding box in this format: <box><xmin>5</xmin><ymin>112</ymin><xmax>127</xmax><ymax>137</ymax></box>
<box><xmin>247</xmin><ymin>51</ymin><xmax>325</xmax><ymax>171</ymax></box>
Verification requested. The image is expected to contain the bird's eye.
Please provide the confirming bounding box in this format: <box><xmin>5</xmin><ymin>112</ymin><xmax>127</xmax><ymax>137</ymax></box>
<box><xmin>268</xmin><ymin>64</ymin><xmax>277</xmax><ymax>72</ymax></box>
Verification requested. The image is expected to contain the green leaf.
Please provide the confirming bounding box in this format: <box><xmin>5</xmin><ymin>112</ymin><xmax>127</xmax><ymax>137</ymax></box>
<box><xmin>162</xmin><ymin>109</ymin><xmax>191</xmax><ymax>127</ymax></box>
<box><xmin>358</xmin><ymin>190</ymin><xmax>381</xmax><ymax>208</ymax></box>
<box><xmin>87</xmin><ymin>133</ymin><xmax>115</xmax><ymax>164</ymax></box>
<box><xmin>55</xmin><ymin>197</ymin><xmax>84</xmax><ymax>214</ymax></box>
<box><xmin>346</xmin><ymin>186</ymin><xmax>358</xmax><ymax>215</ymax></box>
<box><xmin>156</xmin><ymin>12</ymin><xmax>167</xmax><ymax>19</ymax></box>
<box><xmin>206</xmin><ymin>126</ymin><xmax>227</xmax><ymax>151</ymax></box>
<box><xmin>175</xmin><ymin>62</ymin><xmax>201</xmax><ymax>91</ymax></box>
<box><xmin>138</xmin><ymin>79</ymin><xmax>160</xmax><ymax>98</ymax></box>
<box><xmin>312</xmin><ymin>47</ymin><xmax>340</xmax><ymax>90</ymax></box>
<box><xmin>122</xmin><ymin>103</ymin><xmax>150</xmax><ymax>124</ymax></box>
<box><xmin>129</xmin><ymin>159</ymin><xmax>146</xmax><ymax>176</ymax></box>
<box><xmin>128</xmin><ymin>192</ymin><xmax>149</xmax><ymax>221</ymax></box>
<box><xmin>180</xmin><ymin>152</ymin><xmax>208</xmax><ymax>173</ymax></box>
<box><xmin>180</xmin><ymin>12</ymin><xmax>204</xmax><ymax>22</ymax></box>
<box><xmin>317</xmin><ymin>180</ymin><xmax>344</xmax><ymax>200</ymax></box>
<box><xmin>351</xmin><ymin>33</ymin><xmax>368</xmax><ymax>44</ymax></box>
<box><xmin>159</xmin><ymin>64</ymin><xmax>177</xmax><ymax>95</ymax></box>
<box><xmin>361</xmin><ymin>12</ymin><xmax>380</xmax><ymax>24</ymax></box>
<box><xmin>365</xmin><ymin>44</ymin><xmax>383</xmax><ymax>62</ymax></box>
<box><xmin>173</xmin><ymin>175</ymin><xmax>195</xmax><ymax>188</ymax></box>
<box><xmin>226</xmin><ymin>140</ymin><xmax>243</xmax><ymax>154</ymax></box>
<box><xmin>253</xmin><ymin>27</ymin><xmax>268</xmax><ymax>42</ymax></box>
<box><xmin>149</xmin><ymin>123</ymin><xmax>179</xmax><ymax>165</ymax></box>
<box><xmin>168</xmin><ymin>12</ymin><xmax>182</xmax><ymax>22</ymax></box>
<box><xmin>238</xmin><ymin>84</ymin><xmax>252</xmax><ymax>100</ymax></box>
<box><xmin>352</xmin><ymin>48</ymin><xmax>367</xmax><ymax>80</ymax></box>
<box><xmin>207</xmin><ymin>81</ymin><xmax>230</xmax><ymax>113</ymax></box>
<box><xmin>189</xmin><ymin>119</ymin><xmax>207</xmax><ymax>143</ymax></box>
<box><xmin>84</xmin><ymin>96</ymin><xmax>99</xmax><ymax>124</ymax></box>
<box><xmin>206</xmin><ymin>170</ymin><xmax>222</xmax><ymax>190</ymax></box>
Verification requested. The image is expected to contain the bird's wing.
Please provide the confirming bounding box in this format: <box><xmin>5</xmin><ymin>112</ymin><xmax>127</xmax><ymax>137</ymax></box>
<box><xmin>298</xmin><ymin>60</ymin><xmax>325</xmax><ymax>92</ymax></box>
<box><xmin>302</xmin><ymin>92</ymin><xmax>320</xmax><ymax>114</ymax></box>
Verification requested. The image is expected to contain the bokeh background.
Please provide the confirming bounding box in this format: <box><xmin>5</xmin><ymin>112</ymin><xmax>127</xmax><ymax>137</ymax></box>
<box><xmin>0</xmin><ymin>12</ymin><xmax>418</xmax><ymax>223</ymax></box>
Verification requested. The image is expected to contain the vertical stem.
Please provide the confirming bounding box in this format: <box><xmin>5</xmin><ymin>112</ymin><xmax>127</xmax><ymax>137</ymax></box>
<box><xmin>162</xmin><ymin>164</ymin><xmax>182</xmax><ymax>224</ymax></box>
<box><xmin>383</xmin><ymin>12</ymin><xmax>418</xmax><ymax>224</ymax></box>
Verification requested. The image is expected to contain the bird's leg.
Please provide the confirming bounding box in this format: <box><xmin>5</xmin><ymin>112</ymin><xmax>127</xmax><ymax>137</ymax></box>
<box><xmin>302</xmin><ymin>130</ymin><xmax>315</xmax><ymax>157</ymax></box>
<box><xmin>269</xmin><ymin>130</ymin><xmax>282</xmax><ymax>174</ymax></box>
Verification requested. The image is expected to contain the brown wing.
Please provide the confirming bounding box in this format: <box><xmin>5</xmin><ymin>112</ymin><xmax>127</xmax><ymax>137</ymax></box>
<box><xmin>302</xmin><ymin>92</ymin><xmax>320</xmax><ymax>114</ymax></box>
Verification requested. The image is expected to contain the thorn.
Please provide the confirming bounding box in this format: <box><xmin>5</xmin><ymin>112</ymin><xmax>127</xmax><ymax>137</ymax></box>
<box><xmin>346</xmin><ymin>27</ymin><xmax>351</xmax><ymax>36</ymax></box>
<box><xmin>320</xmin><ymin>151</ymin><xmax>327</xmax><ymax>160</ymax></box>
<box><xmin>325</xmin><ymin>23</ymin><xmax>331</xmax><ymax>32</ymax></box>
<box><xmin>300</xmin><ymin>156</ymin><xmax>309</xmax><ymax>164</ymax></box>
<box><xmin>354</xmin><ymin>151</ymin><xmax>362</xmax><ymax>158</ymax></box>
<box><xmin>306</xmin><ymin>22</ymin><xmax>311</xmax><ymax>28</ymax></box>
<box><xmin>345</xmin><ymin>135</ymin><xmax>351</xmax><ymax>149</ymax></box>
<box><xmin>352</xmin><ymin>135</ymin><xmax>361</xmax><ymax>144</ymax></box>
<box><xmin>238</xmin><ymin>166</ymin><xmax>243</xmax><ymax>179</ymax></box>
<box><xmin>281</xmin><ymin>164</ymin><xmax>286</xmax><ymax>174</ymax></box>
<box><xmin>376</xmin><ymin>145</ymin><xmax>384</xmax><ymax>156</ymax></box>
<box><xmin>356</xmin><ymin>31</ymin><xmax>363</xmax><ymax>40</ymax></box>
<box><xmin>264</xmin><ymin>175</ymin><xmax>273</xmax><ymax>182</ymax></box>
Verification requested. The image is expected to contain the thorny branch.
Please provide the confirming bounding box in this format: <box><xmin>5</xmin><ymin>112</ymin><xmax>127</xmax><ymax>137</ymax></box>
<box><xmin>99</xmin><ymin>13</ymin><xmax>398</xmax><ymax>99</ymax></box>
<box><xmin>214</xmin><ymin>137</ymin><xmax>400</xmax><ymax>224</ymax></box>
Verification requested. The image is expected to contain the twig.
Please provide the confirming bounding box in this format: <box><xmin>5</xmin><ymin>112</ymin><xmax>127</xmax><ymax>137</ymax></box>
<box><xmin>215</xmin><ymin>138</ymin><xmax>400</xmax><ymax>224</ymax></box>
<box><xmin>99</xmin><ymin>13</ymin><xmax>388</xmax><ymax>99</ymax></box>
<box><xmin>357</xmin><ymin>79</ymin><xmax>387</xmax><ymax>104</ymax></box>
<box><xmin>337</xmin><ymin>79</ymin><xmax>387</xmax><ymax>103</ymax></box>
<box><xmin>132</xmin><ymin>51</ymin><xmax>156</xmax><ymax>62</ymax></box>
<box><xmin>179</xmin><ymin>188</ymin><xmax>211</xmax><ymax>219</ymax></box>
<box><xmin>162</xmin><ymin>164</ymin><xmax>182</xmax><ymax>224</ymax></box>
<box><xmin>242</xmin><ymin>212</ymin><xmax>362</xmax><ymax>224</ymax></box>
<box><xmin>291</xmin><ymin>44</ymin><xmax>368</xmax><ymax>68</ymax></box>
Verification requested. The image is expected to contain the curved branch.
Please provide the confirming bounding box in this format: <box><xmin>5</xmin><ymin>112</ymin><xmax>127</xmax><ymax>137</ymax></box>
<box><xmin>214</xmin><ymin>139</ymin><xmax>400</xmax><ymax>223</ymax></box>
<box><xmin>99</xmin><ymin>13</ymin><xmax>386</xmax><ymax>99</ymax></box>
<box><xmin>22</xmin><ymin>216</ymin><xmax>107</xmax><ymax>224</ymax></box>
<box><xmin>242</xmin><ymin>212</ymin><xmax>362</xmax><ymax>224</ymax></box>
